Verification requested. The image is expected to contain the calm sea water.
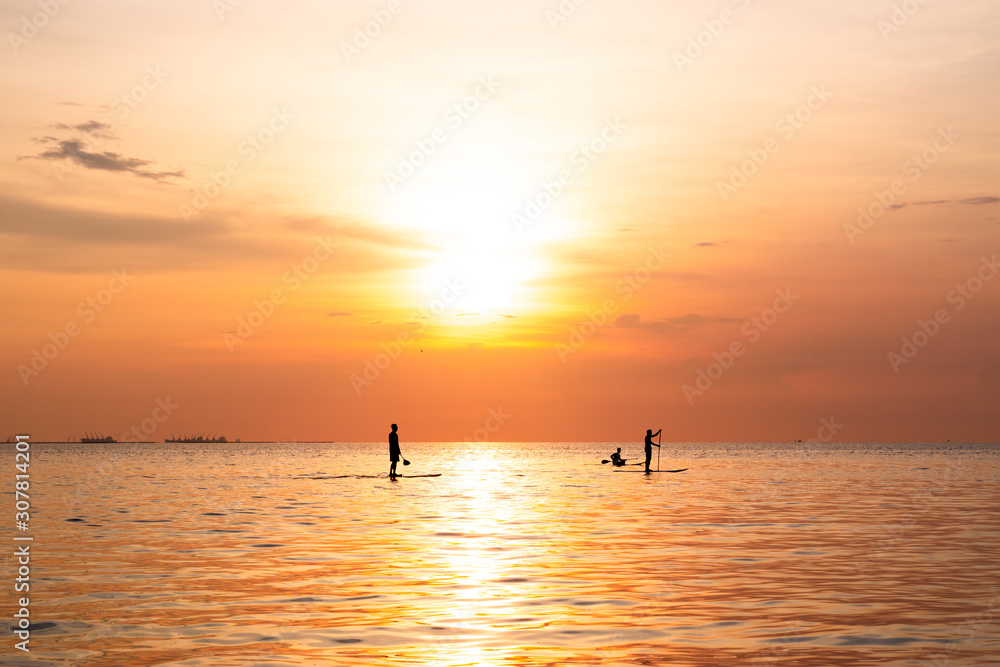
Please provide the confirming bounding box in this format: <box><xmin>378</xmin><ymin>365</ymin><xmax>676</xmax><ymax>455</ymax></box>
<box><xmin>3</xmin><ymin>441</ymin><xmax>999</xmax><ymax>666</ymax></box>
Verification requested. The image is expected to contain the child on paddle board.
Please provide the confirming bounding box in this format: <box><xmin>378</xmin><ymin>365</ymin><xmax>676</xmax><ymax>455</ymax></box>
<box><xmin>644</xmin><ymin>429</ymin><xmax>661</xmax><ymax>473</ymax></box>
<box><xmin>610</xmin><ymin>447</ymin><xmax>625</xmax><ymax>467</ymax></box>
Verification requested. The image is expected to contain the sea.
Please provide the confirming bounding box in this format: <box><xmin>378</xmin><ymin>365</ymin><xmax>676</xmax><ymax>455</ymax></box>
<box><xmin>4</xmin><ymin>441</ymin><xmax>999</xmax><ymax>666</ymax></box>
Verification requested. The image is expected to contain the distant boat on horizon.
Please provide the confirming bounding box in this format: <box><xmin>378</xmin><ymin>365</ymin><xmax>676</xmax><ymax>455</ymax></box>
<box><xmin>80</xmin><ymin>433</ymin><xmax>116</xmax><ymax>443</ymax></box>
<box><xmin>165</xmin><ymin>434</ymin><xmax>238</xmax><ymax>443</ymax></box>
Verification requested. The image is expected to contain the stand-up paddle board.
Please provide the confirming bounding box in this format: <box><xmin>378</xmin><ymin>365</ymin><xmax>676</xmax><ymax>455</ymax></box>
<box><xmin>614</xmin><ymin>468</ymin><xmax>688</xmax><ymax>473</ymax></box>
<box><xmin>352</xmin><ymin>474</ymin><xmax>442</xmax><ymax>478</ymax></box>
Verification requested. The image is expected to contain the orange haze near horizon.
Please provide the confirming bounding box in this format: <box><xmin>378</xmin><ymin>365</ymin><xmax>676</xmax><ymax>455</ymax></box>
<box><xmin>2</xmin><ymin>0</ymin><xmax>999</xmax><ymax>443</ymax></box>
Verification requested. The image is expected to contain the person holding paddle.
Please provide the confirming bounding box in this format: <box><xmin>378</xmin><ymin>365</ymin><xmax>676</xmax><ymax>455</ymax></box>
<box><xmin>389</xmin><ymin>424</ymin><xmax>401</xmax><ymax>480</ymax></box>
<box><xmin>644</xmin><ymin>428</ymin><xmax>661</xmax><ymax>474</ymax></box>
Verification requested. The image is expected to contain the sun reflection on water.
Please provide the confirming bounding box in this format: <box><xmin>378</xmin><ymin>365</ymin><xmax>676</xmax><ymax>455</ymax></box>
<box><xmin>23</xmin><ymin>441</ymin><xmax>1000</xmax><ymax>666</ymax></box>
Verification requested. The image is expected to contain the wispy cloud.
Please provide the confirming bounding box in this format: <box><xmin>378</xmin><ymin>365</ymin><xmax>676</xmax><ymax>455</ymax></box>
<box><xmin>0</xmin><ymin>195</ymin><xmax>422</xmax><ymax>275</ymax></box>
<box><xmin>280</xmin><ymin>214</ymin><xmax>433</xmax><ymax>251</ymax></box>
<box><xmin>21</xmin><ymin>138</ymin><xmax>183</xmax><ymax>182</ymax></box>
<box><xmin>909</xmin><ymin>196</ymin><xmax>999</xmax><ymax>207</ymax></box>
<box><xmin>53</xmin><ymin>120</ymin><xmax>113</xmax><ymax>134</ymax></box>
<box><xmin>327</xmin><ymin>312</ymin><xmax>354</xmax><ymax>317</ymax></box>
<box><xmin>0</xmin><ymin>194</ymin><xmax>224</xmax><ymax>244</ymax></box>
<box><xmin>20</xmin><ymin>119</ymin><xmax>181</xmax><ymax>181</ymax></box>
<box><xmin>615</xmin><ymin>313</ymin><xmax>738</xmax><ymax>334</ymax></box>
<box><xmin>54</xmin><ymin>101</ymin><xmax>104</xmax><ymax>108</ymax></box>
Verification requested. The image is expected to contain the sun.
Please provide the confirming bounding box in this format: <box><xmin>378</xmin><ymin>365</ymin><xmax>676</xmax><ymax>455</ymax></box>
<box><xmin>384</xmin><ymin>161</ymin><xmax>558</xmax><ymax>318</ymax></box>
<box><xmin>422</xmin><ymin>239</ymin><xmax>541</xmax><ymax>315</ymax></box>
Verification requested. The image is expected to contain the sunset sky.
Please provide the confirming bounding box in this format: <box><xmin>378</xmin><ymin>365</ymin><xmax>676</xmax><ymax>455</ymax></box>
<box><xmin>2</xmin><ymin>0</ymin><xmax>998</xmax><ymax>443</ymax></box>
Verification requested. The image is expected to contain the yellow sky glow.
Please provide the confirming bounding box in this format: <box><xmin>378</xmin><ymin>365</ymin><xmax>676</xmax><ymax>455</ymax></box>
<box><xmin>2</xmin><ymin>0</ymin><xmax>999</xmax><ymax>442</ymax></box>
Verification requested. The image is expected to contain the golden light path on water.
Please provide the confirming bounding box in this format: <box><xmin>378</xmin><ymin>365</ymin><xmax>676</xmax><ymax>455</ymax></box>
<box><xmin>4</xmin><ymin>441</ymin><xmax>999</xmax><ymax>666</ymax></box>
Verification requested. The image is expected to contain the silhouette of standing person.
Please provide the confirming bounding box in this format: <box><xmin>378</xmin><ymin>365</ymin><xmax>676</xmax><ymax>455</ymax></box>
<box><xmin>644</xmin><ymin>428</ymin><xmax>661</xmax><ymax>473</ymax></box>
<box><xmin>389</xmin><ymin>424</ymin><xmax>401</xmax><ymax>480</ymax></box>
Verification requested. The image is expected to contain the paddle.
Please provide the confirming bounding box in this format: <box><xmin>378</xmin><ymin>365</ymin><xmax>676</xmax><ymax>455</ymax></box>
<box><xmin>657</xmin><ymin>430</ymin><xmax>661</xmax><ymax>472</ymax></box>
<box><xmin>601</xmin><ymin>458</ymin><xmax>630</xmax><ymax>465</ymax></box>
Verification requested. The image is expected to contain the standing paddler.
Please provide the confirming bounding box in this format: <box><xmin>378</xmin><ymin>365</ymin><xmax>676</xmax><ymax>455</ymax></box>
<box><xmin>644</xmin><ymin>428</ymin><xmax>661</xmax><ymax>474</ymax></box>
<box><xmin>389</xmin><ymin>423</ymin><xmax>401</xmax><ymax>480</ymax></box>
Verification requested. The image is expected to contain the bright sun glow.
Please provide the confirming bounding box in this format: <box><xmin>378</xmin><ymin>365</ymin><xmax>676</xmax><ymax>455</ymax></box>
<box><xmin>385</xmin><ymin>159</ymin><xmax>565</xmax><ymax>317</ymax></box>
